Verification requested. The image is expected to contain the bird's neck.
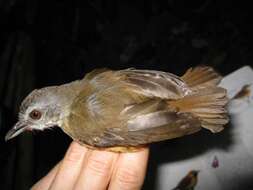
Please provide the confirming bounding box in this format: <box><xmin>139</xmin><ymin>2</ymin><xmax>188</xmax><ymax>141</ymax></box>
<box><xmin>55</xmin><ymin>79</ymin><xmax>88</xmax><ymax>119</ymax></box>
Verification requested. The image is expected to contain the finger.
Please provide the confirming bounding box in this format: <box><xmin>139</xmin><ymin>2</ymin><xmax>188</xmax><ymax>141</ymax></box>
<box><xmin>31</xmin><ymin>162</ymin><xmax>60</xmax><ymax>190</ymax></box>
<box><xmin>109</xmin><ymin>148</ymin><xmax>149</xmax><ymax>190</ymax></box>
<box><xmin>49</xmin><ymin>141</ymin><xmax>89</xmax><ymax>190</ymax></box>
<box><xmin>74</xmin><ymin>149</ymin><xmax>119</xmax><ymax>190</ymax></box>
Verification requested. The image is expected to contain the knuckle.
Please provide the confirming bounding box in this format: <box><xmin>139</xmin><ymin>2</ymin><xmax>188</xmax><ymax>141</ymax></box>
<box><xmin>87</xmin><ymin>156</ymin><xmax>111</xmax><ymax>176</ymax></box>
<box><xmin>116</xmin><ymin>167</ymin><xmax>142</xmax><ymax>189</ymax></box>
<box><xmin>64</xmin><ymin>143</ymin><xmax>84</xmax><ymax>163</ymax></box>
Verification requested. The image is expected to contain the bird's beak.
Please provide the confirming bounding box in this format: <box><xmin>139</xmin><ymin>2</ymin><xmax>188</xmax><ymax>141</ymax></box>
<box><xmin>5</xmin><ymin>121</ymin><xmax>28</xmax><ymax>141</ymax></box>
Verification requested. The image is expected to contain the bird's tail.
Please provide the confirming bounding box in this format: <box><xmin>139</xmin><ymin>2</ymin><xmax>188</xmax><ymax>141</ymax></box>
<box><xmin>169</xmin><ymin>66</ymin><xmax>229</xmax><ymax>133</ymax></box>
<box><xmin>181</xmin><ymin>66</ymin><xmax>222</xmax><ymax>88</ymax></box>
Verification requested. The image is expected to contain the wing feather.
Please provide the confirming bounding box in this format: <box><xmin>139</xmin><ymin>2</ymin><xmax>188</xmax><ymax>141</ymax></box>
<box><xmin>119</xmin><ymin>69</ymin><xmax>192</xmax><ymax>99</ymax></box>
<box><xmin>94</xmin><ymin>111</ymin><xmax>201</xmax><ymax>147</ymax></box>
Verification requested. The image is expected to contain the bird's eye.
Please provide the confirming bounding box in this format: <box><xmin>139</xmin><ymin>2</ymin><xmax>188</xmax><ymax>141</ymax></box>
<box><xmin>29</xmin><ymin>109</ymin><xmax>42</xmax><ymax>120</ymax></box>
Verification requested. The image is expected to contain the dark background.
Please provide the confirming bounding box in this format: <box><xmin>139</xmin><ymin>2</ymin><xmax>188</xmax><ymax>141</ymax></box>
<box><xmin>0</xmin><ymin>0</ymin><xmax>252</xmax><ymax>189</ymax></box>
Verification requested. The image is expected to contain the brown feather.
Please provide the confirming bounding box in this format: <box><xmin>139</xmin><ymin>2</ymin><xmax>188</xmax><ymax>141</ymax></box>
<box><xmin>181</xmin><ymin>66</ymin><xmax>222</xmax><ymax>89</ymax></box>
<box><xmin>169</xmin><ymin>66</ymin><xmax>229</xmax><ymax>133</ymax></box>
<box><xmin>60</xmin><ymin>66</ymin><xmax>228</xmax><ymax>150</ymax></box>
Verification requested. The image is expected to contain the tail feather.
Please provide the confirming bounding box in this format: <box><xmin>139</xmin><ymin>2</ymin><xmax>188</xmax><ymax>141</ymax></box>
<box><xmin>170</xmin><ymin>66</ymin><xmax>228</xmax><ymax>133</ymax></box>
<box><xmin>181</xmin><ymin>66</ymin><xmax>222</xmax><ymax>88</ymax></box>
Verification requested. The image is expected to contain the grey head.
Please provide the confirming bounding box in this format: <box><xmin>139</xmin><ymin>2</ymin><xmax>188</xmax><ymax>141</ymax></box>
<box><xmin>5</xmin><ymin>86</ymin><xmax>67</xmax><ymax>141</ymax></box>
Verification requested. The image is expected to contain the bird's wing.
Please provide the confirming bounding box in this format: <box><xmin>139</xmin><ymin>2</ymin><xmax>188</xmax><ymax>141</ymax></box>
<box><xmin>98</xmin><ymin>112</ymin><xmax>201</xmax><ymax>148</ymax></box>
<box><xmin>86</xmin><ymin>68</ymin><xmax>192</xmax><ymax>99</ymax></box>
<box><xmin>118</xmin><ymin>69</ymin><xmax>192</xmax><ymax>99</ymax></box>
<box><xmin>84</xmin><ymin>68</ymin><xmax>109</xmax><ymax>80</ymax></box>
<box><xmin>91</xmin><ymin>100</ymin><xmax>201</xmax><ymax>147</ymax></box>
<box><xmin>62</xmin><ymin>90</ymin><xmax>201</xmax><ymax>148</ymax></box>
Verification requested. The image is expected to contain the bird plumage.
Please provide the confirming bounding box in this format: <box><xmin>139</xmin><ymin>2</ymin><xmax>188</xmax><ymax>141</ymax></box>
<box><xmin>5</xmin><ymin>66</ymin><xmax>229</xmax><ymax>152</ymax></box>
<box><xmin>173</xmin><ymin>170</ymin><xmax>200</xmax><ymax>190</ymax></box>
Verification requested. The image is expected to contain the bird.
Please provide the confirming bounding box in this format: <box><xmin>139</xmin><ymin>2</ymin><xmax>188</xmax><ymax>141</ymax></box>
<box><xmin>5</xmin><ymin>66</ymin><xmax>228</xmax><ymax>152</ymax></box>
<box><xmin>172</xmin><ymin>170</ymin><xmax>200</xmax><ymax>190</ymax></box>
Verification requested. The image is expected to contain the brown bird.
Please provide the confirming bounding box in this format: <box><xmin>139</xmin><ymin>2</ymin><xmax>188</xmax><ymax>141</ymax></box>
<box><xmin>172</xmin><ymin>170</ymin><xmax>200</xmax><ymax>190</ymax></box>
<box><xmin>5</xmin><ymin>66</ymin><xmax>228</xmax><ymax>152</ymax></box>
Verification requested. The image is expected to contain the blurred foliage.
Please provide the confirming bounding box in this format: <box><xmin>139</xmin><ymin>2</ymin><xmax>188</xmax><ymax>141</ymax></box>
<box><xmin>0</xmin><ymin>0</ymin><xmax>252</xmax><ymax>189</ymax></box>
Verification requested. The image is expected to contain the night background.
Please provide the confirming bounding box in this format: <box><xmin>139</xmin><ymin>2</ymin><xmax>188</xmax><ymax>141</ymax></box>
<box><xmin>0</xmin><ymin>0</ymin><xmax>252</xmax><ymax>189</ymax></box>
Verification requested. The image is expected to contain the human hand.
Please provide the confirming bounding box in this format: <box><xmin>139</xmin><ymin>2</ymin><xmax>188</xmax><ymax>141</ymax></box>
<box><xmin>31</xmin><ymin>142</ymin><xmax>149</xmax><ymax>190</ymax></box>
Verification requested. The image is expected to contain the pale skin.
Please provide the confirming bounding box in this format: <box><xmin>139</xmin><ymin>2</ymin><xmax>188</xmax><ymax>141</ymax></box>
<box><xmin>31</xmin><ymin>142</ymin><xmax>149</xmax><ymax>190</ymax></box>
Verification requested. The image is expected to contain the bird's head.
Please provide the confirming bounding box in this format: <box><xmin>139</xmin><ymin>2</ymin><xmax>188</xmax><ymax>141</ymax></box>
<box><xmin>5</xmin><ymin>86</ymin><xmax>65</xmax><ymax>141</ymax></box>
<box><xmin>189</xmin><ymin>170</ymin><xmax>200</xmax><ymax>177</ymax></box>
